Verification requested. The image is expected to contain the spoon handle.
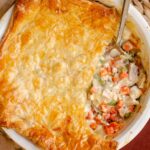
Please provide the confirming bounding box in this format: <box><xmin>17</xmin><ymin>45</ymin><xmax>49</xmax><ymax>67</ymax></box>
<box><xmin>116</xmin><ymin>0</ymin><xmax>131</xmax><ymax>46</ymax></box>
<box><xmin>0</xmin><ymin>0</ymin><xmax>15</xmax><ymax>19</ymax></box>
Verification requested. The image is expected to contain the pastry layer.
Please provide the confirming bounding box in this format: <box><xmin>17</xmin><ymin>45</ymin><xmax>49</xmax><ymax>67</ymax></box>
<box><xmin>0</xmin><ymin>0</ymin><xmax>119</xmax><ymax>149</ymax></box>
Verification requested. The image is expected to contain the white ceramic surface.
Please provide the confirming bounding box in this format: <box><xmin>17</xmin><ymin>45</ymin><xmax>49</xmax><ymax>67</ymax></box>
<box><xmin>0</xmin><ymin>3</ymin><xmax>150</xmax><ymax>150</ymax></box>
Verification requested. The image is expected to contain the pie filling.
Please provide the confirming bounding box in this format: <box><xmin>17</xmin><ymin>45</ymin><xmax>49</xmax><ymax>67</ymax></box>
<box><xmin>86</xmin><ymin>36</ymin><xmax>147</xmax><ymax>136</ymax></box>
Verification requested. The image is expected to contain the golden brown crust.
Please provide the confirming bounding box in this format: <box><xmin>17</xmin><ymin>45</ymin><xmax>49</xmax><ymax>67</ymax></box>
<box><xmin>0</xmin><ymin>0</ymin><xmax>119</xmax><ymax>149</ymax></box>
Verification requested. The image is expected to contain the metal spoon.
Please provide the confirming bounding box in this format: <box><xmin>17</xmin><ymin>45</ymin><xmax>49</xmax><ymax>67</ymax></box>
<box><xmin>0</xmin><ymin>0</ymin><xmax>15</xmax><ymax>19</ymax></box>
<box><xmin>116</xmin><ymin>0</ymin><xmax>131</xmax><ymax>47</ymax></box>
<box><xmin>105</xmin><ymin>0</ymin><xmax>131</xmax><ymax>55</ymax></box>
<box><xmin>94</xmin><ymin>0</ymin><xmax>131</xmax><ymax>45</ymax></box>
<box><xmin>97</xmin><ymin>0</ymin><xmax>131</xmax><ymax>45</ymax></box>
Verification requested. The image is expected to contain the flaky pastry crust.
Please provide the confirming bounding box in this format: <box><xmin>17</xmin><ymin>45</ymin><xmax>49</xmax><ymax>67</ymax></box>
<box><xmin>0</xmin><ymin>0</ymin><xmax>119</xmax><ymax>149</ymax></box>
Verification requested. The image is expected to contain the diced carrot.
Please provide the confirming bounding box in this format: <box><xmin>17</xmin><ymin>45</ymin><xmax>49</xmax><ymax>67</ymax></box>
<box><xmin>112</xmin><ymin>76</ymin><xmax>119</xmax><ymax>83</ymax></box>
<box><xmin>110</xmin><ymin>114</ymin><xmax>118</xmax><ymax>121</ymax></box>
<box><xmin>110</xmin><ymin>107</ymin><xmax>117</xmax><ymax>114</ymax></box>
<box><xmin>110</xmin><ymin>122</ymin><xmax>120</xmax><ymax>131</ymax></box>
<box><xmin>120</xmin><ymin>86</ymin><xmax>130</xmax><ymax>95</ymax></box>
<box><xmin>104</xmin><ymin>122</ymin><xmax>121</xmax><ymax>135</ymax></box>
<box><xmin>91</xmin><ymin>108</ymin><xmax>96</xmax><ymax>114</ymax></box>
<box><xmin>106</xmin><ymin>67</ymin><xmax>112</xmax><ymax>74</ymax></box>
<box><xmin>122</xmin><ymin>41</ymin><xmax>134</xmax><ymax>51</ymax></box>
<box><xmin>90</xmin><ymin>122</ymin><xmax>98</xmax><ymax>130</ymax></box>
<box><xmin>129</xmin><ymin>105</ymin><xmax>135</xmax><ymax>112</ymax></box>
<box><xmin>90</xmin><ymin>87</ymin><xmax>97</xmax><ymax>93</ymax></box>
<box><xmin>94</xmin><ymin>116</ymin><xmax>102</xmax><ymax>125</ymax></box>
<box><xmin>120</xmin><ymin>72</ymin><xmax>128</xmax><ymax>79</ymax></box>
<box><xmin>137</xmin><ymin>105</ymin><xmax>142</xmax><ymax>113</ymax></box>
<box><xmin>99</xmin><ymin>68</ymin><xmax>108</xmax><ymax>76</ymax></box>
<box><xmin>100</xmin><ymin>104</ymin><xmax>108</xmax><ymax>113</ymax></box>
<box><xmin>140</xmin><ymin>88</ymin><xmax>146</xmax><ymax>93</ymax></box>
<box><xmin>85</xmin><ymin>110</ymin><xmax>93</xmax><ymax>120</ymax></box>
<box><xmin>116</xmin><ymin>100</ymin><xmax>123</xmax><ymax>109</ymax></box>
<box><xmin>111</xmin><ymin>60</ymin><xmax>115</xmax><ymax>66</ymax></box>
<box><xmin>104</xmin><ymin>125</ymin><xmax>115</xmax><ymax>135</ymax></box>
<box><xmin>111</xmin><ymin>57</ymin><xmax>121</xmax><ymax>66</ymax></box>
<box><xmin>103</xmin><ymin>113</ymin><xmax>110</xmax><ymax>120</ymax></box>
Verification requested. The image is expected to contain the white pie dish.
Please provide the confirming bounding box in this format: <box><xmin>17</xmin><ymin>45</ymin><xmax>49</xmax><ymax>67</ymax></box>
<box><xmin>0</xmin><ymin>2</ymin><xmax>150</xmax><ymax>150</ymax></box>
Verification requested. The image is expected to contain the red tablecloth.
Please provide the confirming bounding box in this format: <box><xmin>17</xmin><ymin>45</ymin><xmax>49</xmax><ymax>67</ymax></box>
<box><xmin>121</xmin><ymin>120</ymin><xmax>150</xmax><ymax>150</ymax></box>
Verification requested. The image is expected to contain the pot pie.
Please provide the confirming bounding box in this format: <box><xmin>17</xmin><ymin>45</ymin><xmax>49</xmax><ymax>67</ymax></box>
<box><xmin>0</xmin><ymin>0</ymin><xmax>127</xmax><ymax>149</ymax></box>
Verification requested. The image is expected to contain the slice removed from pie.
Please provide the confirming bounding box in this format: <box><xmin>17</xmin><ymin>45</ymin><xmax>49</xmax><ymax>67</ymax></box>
<box><xmin>0</xmin><ymin>0</ymin><xmax>119</xmax><ymax>149</ymax></box>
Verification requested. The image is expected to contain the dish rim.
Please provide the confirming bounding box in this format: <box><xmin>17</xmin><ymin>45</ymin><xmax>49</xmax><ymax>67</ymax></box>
<box><xmin>0</xmin><ymin>4</ymin><xmax>150</xmax><ymax>150</ymax></box>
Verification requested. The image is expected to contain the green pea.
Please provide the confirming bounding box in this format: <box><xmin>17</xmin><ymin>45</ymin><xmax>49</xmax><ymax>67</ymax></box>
<box><xmin>108</xmin><ymin>100</ymin><xmax>117</xmax><ymax>106</ymax></box>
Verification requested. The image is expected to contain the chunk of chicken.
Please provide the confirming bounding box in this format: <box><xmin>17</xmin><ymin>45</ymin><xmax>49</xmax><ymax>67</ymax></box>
<box><xmin>130</xmin><ymin>86</ymin><xmax>142</xmax><ymax>99</ymax></box>
<box><xmin>129</xmin><ymin>63</ymin><xmax>138</xmax><ymax>85</ymax></box>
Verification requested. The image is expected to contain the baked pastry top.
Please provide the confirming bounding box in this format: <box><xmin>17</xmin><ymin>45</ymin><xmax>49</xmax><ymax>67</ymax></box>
<box><xmin>0</xmin><ymin>0</ymin><xmax>119</xmax><ymax>149</ymax></box>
